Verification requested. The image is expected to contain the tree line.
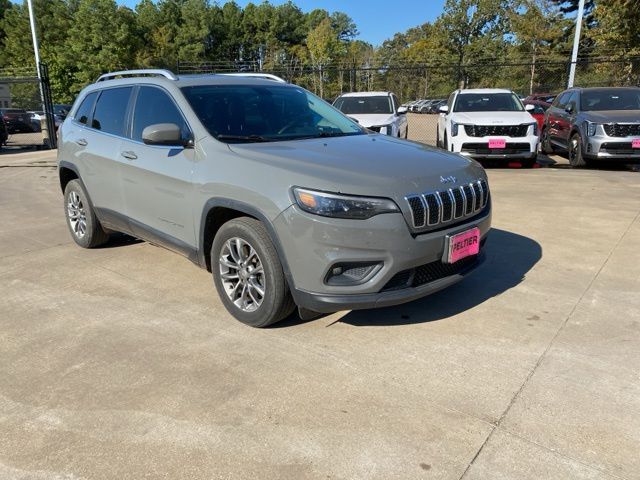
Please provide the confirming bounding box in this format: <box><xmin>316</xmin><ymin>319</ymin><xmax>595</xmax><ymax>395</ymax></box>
<box><xmin>0</xmin><ymin>0</ymin><xmax>638</xmax><ymax>105</ymax></box>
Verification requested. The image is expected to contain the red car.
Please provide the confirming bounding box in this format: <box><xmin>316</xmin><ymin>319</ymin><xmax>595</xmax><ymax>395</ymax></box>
<box><xmin>525</xmin><ymin>93</ymin><xmax>556</xmax><ymax>104</ymax></box>
<box><xmin>523</xmin><ymin>100</ymin><xmax>549</xmax><ymax>134</ymax></box>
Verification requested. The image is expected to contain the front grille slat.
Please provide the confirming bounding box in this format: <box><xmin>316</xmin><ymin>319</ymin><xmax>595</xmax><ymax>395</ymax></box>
<box><xmin>463</xmin><ymin>124</ymin><xmax>529</xmax><ymax>137</ymax></box>
<box><xmin>603</xmin><ymin>123</ymin><xmax>640</xmax><ymax>137</ymax></box>
<box><xmin>405</xmin><ymin>178</ymin><xmax>490</xmax><ymax>231</ymax></box>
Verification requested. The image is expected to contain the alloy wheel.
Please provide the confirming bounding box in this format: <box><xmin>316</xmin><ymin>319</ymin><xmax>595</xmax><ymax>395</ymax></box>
<box><xmin>67</xmin><ymin>191</ymin><xmax>87</xmax><ymax>238</ymax></box>
<box><xmin>218</xmin><ymin>237</ymin><xmax>265</xmax><ymax>312</ymax></box>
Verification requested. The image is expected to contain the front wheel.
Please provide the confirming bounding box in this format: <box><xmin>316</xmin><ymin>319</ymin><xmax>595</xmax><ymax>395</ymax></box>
<box><xmin>568</xmin><ymin>133</ymin><xmax>588</xmax><ymax>168</ymax></box>
<box><xmin>212</xmin><ymin>217</ymin><xmax>295</xmax><ymax>327</ymax></box>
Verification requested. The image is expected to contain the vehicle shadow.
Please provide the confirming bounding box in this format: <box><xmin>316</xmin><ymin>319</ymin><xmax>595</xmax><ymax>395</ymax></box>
<box><xmin>98</xmin><ymin>232</ymin><xmax>143</xmax><ymax>249</ymax></box>
<box><xmin>332</xmin><ymin>228</ymin><xmax>541</xmax><ymax>327</ymax></box>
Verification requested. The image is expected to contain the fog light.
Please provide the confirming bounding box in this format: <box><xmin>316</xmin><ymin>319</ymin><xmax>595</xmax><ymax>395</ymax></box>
<box><xmin>325</xmin><ymin>262</ymin><xmax>382</xmax><ymax>286</ymax></box>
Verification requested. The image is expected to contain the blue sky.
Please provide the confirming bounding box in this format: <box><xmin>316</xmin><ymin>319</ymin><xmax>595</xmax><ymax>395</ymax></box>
<box><xmin>116</xmin><ymin>0</ymin><xmax>447</xmax><ymax>46</ymax></box>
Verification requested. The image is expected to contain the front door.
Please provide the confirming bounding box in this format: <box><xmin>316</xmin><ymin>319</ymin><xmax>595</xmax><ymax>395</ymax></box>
<box><xmin>119</xmin><ymin>85</ymin><xmax>197</xmax><ymax>253</ymax></box>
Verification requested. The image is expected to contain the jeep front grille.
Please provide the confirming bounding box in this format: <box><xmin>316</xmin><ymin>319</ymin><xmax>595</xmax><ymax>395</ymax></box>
<box><xmin>464</xmin><ymin>124</ymin><xmax>529</xmax><ymax>137</ymax></box>
<box><xmin>603</xmin><ymin>123</ymin><xmax>640</xmax><ymax>137</ymax></box>
<box><xmin>405</xmin><ymin>179</ymin><xmax>489</xmax><ymax>229</ymax></box>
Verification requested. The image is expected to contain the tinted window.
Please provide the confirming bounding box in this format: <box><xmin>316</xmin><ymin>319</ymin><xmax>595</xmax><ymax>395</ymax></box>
<box><xmin>581</xmin><ymin>89</ymin><xmax>640</xmax><ymax>111</ymax></box>
<box><xmin>334</xmin><ymin>96</ymin><xmax>393</xmax><ymax>114</ymax></box>
<box><xmin>566</xmin><ymin>91</ymin><xmax>579</xmax><ymax>111</ymax></box>
<box><xmin>92</xmin><ymin>87</ymin><xmax>133</xmax><ymax>136</ymax></box>
<box><xmin>554</xmin><ymin>91</ymin><xmax>571</xmax><ymax>109</ymax></box>
<box><xmin>453</xmin><ymin>93</ymin><xmax>524</xmax><ymax>112</ymax></box>
<box><xmin>132</xmin><ymin>87</ymin><xmax>189</xmax><ymax>142</ymax></box>
<box><xmin>391</xmin><ymin>94</ymin><xmax>400</xmax><ymax>112</ymax></box>
<box><xmin>74</xmin><ymin>92</ymin><xmax>97</xmax><ymax>126</ymax></box>
<box><xmin>182</xmin><ymin>85</ymin><xmax>363</xmax><ymax>143</ymax></box>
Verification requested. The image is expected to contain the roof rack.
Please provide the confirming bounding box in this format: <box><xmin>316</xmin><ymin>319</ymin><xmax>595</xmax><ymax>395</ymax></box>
<box><xmin>96</xmin><ymin>69</ymin><xmax>178</xmax><ymax>83</ymax></box>
<box><xmin>218</xmin><ymin>73</ymin><xmax>286</xmax><ymax>83</ymax></box>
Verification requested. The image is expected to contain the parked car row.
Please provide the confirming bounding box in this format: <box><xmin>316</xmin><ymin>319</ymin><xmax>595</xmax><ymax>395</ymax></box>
<box><xmin>434</xmin><ymin>86</ymin><xmax>640</xmax><ymax>167</ymax></box>
<box><xmin>0</xmin><ymin>107</ymin><xmax>65</xmax><ymax>135</ymax></box>
<box><xmin>403</xmin><ymin>98</ymin><xmax>447</xmax><ymax>114</ymax></box>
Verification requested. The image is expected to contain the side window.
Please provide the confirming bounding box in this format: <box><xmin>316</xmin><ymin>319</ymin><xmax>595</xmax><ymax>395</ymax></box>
<box><xmin>554</xmin><ymin>91</ymin><xmax>571</xmax><ymax>110</ymax></box>
<box><xmin>391</xmin><ymin>94</ymin><xmax>399</xmax><ymax>112</ymax></box>
<box><xmin>131</xmin><ymin>86</ymin><xmax>190</xmax><ymax>142</ymax></box>
<box><xmin>74</xmin><ymin>92</ymin><xmax>97</xmax><ymax>126</ymax></box>
<box><xmin>92</xmin><ymin>87</ymin><xmax>133</xmax><ymax>136</ymax></box>
<box><xmin>567</xmin><ymin>91</ymin><xmax>580</xmax><ymax>112</ymax></box>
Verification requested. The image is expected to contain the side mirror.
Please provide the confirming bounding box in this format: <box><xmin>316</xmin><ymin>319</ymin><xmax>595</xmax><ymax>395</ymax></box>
<box><xmin>438</xmin><ymin>105</ymin><xmax>449</xmax><ymax>113</ymax></box>
<box><xmin>525</xmin><ymin>104</ymin><xmax>535</xmax><ymax>112</ymax></box>
<box><xmin>397</xmin><ymin>106</ymin><xmax>408</xmax><ymax>114</ymax></box>
<box><xmin>142</xmin><ymin>123</ymin><xmax>188</xmax><ymax>147</ymax></box>
<box><xmin>565</xmin><ymin>104</ymin><xmax>574</xmax><ymax>114</ymax></box>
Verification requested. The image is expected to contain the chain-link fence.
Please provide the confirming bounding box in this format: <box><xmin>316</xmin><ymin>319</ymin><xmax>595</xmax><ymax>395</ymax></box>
<box><xmin>179</xmin><ymin>57</ymin><xmax>640</xmax><ymax>147</ymax></box>
<box><xmin>0</xmin><ymin>64</ymin><xmax>57</xmax><ymax>152</ymax></box>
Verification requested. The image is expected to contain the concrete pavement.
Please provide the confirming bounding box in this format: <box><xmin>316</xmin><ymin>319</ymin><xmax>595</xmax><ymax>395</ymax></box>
<box><xmin>0</xmin><ymin>151</ymin><xmax>639</xmax><ymax>479</ymax></box>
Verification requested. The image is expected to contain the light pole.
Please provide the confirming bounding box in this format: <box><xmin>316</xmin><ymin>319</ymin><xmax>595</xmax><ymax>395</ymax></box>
<box><xmin>567</xmin><ymin>0</ymin><xmax>585</xmax><ymax>88</ymax></box>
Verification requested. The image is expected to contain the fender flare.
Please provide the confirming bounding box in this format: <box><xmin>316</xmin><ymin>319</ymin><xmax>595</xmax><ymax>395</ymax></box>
<box><xmin>198</xmin><ymin>198</ymin><xmax>295</xmax><ymax>289</ymax></box>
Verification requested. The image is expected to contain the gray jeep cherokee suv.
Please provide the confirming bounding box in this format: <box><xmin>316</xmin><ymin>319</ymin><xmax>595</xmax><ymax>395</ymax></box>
<box><xmin>57</xmin><ymin>69</ymin><xmax>492</xmax><ymax>327</ymax></box>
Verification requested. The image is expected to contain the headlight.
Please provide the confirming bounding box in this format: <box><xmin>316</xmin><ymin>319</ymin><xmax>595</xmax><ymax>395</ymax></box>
<box><xmin>293</xmin><ymin>187</ymin><xmax>399</xmax><ymax>219</ymax></box>
<box><xmin>528</xmin><ymin>122</ymin><xmax>538</xmax><ymax>136</ymax></box>
<box><xmin>451</xmin><ymin>120</ymin><xmax>459</xmax><ymax>137</ymax></box>
<box><xmin>584</xmin><ymin>121</ymin><xmax>597</xmax><ymax>136</ymax></box>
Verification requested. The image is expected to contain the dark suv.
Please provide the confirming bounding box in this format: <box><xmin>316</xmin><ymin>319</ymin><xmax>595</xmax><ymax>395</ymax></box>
<box><xmin>541</xmin><ymin>87</ymin><xmax>640</xmax><ymax>167</ymax></box>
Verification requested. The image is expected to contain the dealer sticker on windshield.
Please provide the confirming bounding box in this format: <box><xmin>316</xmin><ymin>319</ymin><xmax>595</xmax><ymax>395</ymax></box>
<box><xmin>444</xmin><ymin>227</ymin><xmax>480</xmax><ymax>264</ymax></box>
<box><xmin>632</xmin><ymin>139</ymin><xmax>640</xmax><ymax>149</ymax></box>
<box><xmin>488</xmin><ymin>138</ymin><xmax>506</xmax><ymax>149</ymax></box>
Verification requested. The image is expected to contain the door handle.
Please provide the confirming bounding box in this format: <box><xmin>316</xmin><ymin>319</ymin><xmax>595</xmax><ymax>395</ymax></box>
<box><xmin>75</xmin><ymin>138</ymin><xmax>88</xmax><ymax>146</ymax></box>
<box><xmin>121</xmin><ymin>151</ymin><xmax>138</xmax><ymax>160</ymax></box>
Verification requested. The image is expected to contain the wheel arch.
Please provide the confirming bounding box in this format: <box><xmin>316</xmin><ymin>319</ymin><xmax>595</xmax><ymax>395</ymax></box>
<box><xmin>58</xmin><ymin>160</ymin><xmax>81</xmax><ymax>193</ymax></box>
<box><xmin>198</xmin><ymin>199</ymin><xmax>293</xmax><ymax>285</ymax></box>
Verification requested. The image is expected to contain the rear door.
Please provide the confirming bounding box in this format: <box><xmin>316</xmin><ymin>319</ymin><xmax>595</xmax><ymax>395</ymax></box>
<box><xmin>119</xmin><ymin>85</ymin><xmax>197</xmax><ymax>251</ymax></box>
<box><xmin>546</xmin><ymin>91</ymin><xmax>569</xmax><ymax>145</ymax></box>
<box><xmin>64</xmin><ymin>87</ymin><xmax>132</xmax><ymax>222</ymax></box>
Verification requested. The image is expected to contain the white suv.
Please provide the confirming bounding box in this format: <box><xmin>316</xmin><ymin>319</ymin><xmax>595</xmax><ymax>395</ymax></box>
<box><xmin>333</xmin><ymin>91</ymin><xmax>408</xmax><ymax>138</ymax></box>
<box><xmin>437</xmin><ymin>88</ymin><xmax>539</xmax><ymax>166</ymax></box>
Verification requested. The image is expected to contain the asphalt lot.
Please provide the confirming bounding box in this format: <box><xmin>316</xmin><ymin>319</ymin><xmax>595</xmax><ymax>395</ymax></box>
<box><xmin>1</xmin><ymin>145</ymin><xmax>639</xmax><ymax>479</ymax></box>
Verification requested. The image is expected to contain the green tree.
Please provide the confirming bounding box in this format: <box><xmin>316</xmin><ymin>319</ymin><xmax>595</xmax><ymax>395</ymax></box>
<box><xmin>307</xmin><ymin>17</ymin><xmax>339</xmax><ymax>98</ymax></box>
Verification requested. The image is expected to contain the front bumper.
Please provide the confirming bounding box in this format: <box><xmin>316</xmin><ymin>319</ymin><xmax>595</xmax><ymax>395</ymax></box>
<box><xmin>273</xmin><ymin>204</ymin><xmax>491</xmax><ymax>313</ymax></box>
<box><xmin>451</xmin><ymin>135</ymin><xmax>538</xmax><ymax>160</ymax></box>
<box><xmin>585</xmin><ymin>136</ymin><xmax>640</xmax><ymax>160</ymax></box>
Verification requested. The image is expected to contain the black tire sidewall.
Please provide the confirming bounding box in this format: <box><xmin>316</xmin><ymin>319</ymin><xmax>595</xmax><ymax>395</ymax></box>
<box><xmin>569</xmin><ymin>134</ymin><xmax>587</xmax><ymax>167</ymax></box>
<box><xmin>211</xmin><ymin>218</ymin><xmax>290</xmax><ymax>328</ymax></box>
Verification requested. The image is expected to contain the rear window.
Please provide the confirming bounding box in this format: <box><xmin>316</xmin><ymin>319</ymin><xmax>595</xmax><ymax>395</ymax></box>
<box><xmin>91</xmin><ymin>87</ymin><xmax>133</xmax><ymax>136</ymax></box>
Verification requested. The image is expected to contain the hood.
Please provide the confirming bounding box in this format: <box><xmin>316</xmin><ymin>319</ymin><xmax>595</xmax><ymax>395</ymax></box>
<box><xmin>581</xmin><ymin>110</ymin><xmax>640</xmax><ymax>123</ymax></box>
<box><xmin>451</xmin><ymin>111</ymin><xmax>536</xmax><ymax>125</ymax></box>
<box><xmin>347</xmin><ymin>113</ymin><xmax>396</xmax><ymax>128</ymax></box>
<box><xmin>227</xmin><ymin>134</ymin><xmax>486</xmax><ymax>209</ymax></box>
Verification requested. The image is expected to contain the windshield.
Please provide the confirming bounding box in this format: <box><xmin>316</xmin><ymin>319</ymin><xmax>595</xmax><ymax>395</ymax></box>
<box><xmin>581</xmin><ymin>89</ymin><xmax>640</xmax><ymax>111</ymax></box>
<box><xmin>333</xmin><ymin>96</ymin><xmax>393</xmax><ymax>115</ymax></box>
<box><xmin>181</xmin><ymin>85</ymin><xmax>364</xmax><ymax>143</ymax></box>
<box><xmin>454</xmin><ymin>93</ymin><xmax>524</xmax><ymax>112</ymax></box>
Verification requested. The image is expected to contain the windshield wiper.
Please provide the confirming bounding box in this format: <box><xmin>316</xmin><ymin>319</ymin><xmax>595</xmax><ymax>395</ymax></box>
<box><xmin>216</xmin><ymin>134</ymin><xmax>271</xmax><ymax>143</ymax></box>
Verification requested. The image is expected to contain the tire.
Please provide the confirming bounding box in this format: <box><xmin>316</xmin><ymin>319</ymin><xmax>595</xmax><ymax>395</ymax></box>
<box><xmin>63</xmin><ymin>179</ymin><xmax>109</xmax><ymax>248</ymax></box>
<box><xmin>436</xmin><ymin>126</ymin><xmax>441</xmax><ymax>148</ymax></box>
<box><xmin>404</xmin><ymin>127</ymin><xmax>408</xmax><ymax>139</ymax></box>
<box><xmin>212</xmin><ymin>217</ymin><xmax>295</xmax><ymax>328</ymax></box>
<box><xmin>444</xmin><ymin>132</ymin><xmax>449</xmax><ymax>151</ymax></box>
<box><xmin>568</xmin><ymin>133</ymin><xmax>588</xmax><ymax>168</ymax></box>
<box><xmin>541</xmin><ymin>128</ymin><xmax>555</xmax><ymax>154</ymax></box>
